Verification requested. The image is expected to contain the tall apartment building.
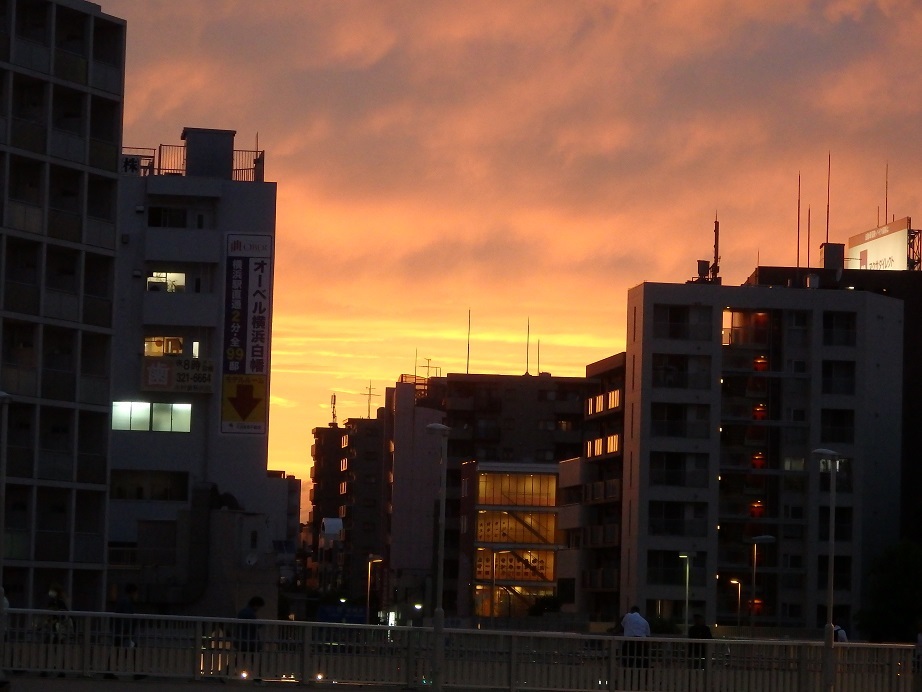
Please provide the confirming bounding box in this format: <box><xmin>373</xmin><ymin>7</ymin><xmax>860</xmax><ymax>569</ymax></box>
<box><xmin>309</xmin><ymin>416</ymin><xmax>387</xmax><ymax>605</ymax></box>
<box><xmin>108</xmin><ymin>127</ymin><xmax>289</xmax><ymax>611</ymax></box>
<box><xmin>622</xmin><ymin>280</ymin><xmax>902</xmax><ymax>634</ymax></box>
<box><xmin>0</xmin><ymin>0</ymin><xmax>125</xmax><ymax>610</ymax></box>
<box><xmin>558</xmin><ymin>353</ymin><xmax>625</xmax><ymax>625</ymax></box>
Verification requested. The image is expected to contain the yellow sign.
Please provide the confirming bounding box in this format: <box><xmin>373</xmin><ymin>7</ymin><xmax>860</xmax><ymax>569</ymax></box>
<box><xmin>221</xmin><ymin>374</ymin><xmax>267</xmax><ymax>434</ymax></box>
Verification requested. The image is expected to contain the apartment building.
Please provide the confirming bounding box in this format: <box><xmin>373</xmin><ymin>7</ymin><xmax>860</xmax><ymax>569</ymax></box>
<box><xmin>622</xmin><ymin>279</ymin><xmax>902</xmax><ymax>634</ymax></box>
<box><xmin>0</xmin><ymin>0</ymin><xmax>125</xmax><ymax>610</ymax></box>
<box><xmin>108</xmin><ymin>127</ymin><xmax>290</xmax><ymax>612</ymax></box>
<box><xmin>557</xmin><ymin>353</ymin><xmax>625</xmax><ymax>625</ymax></box>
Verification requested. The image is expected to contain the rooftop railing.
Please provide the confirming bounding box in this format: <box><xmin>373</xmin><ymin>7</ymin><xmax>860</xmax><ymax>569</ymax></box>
<box><xmin>120</xmin><ymin>145</ymin><xmax>265</xmax><ymax>182</ymax></box>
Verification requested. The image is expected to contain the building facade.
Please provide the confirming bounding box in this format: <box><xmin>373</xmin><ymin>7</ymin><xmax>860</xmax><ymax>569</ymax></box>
<box><xmin>0</xmin><ymin>0</ymin><xmax>125</xmax><ymax>610</ymax></box>
<box><xmin>622</xmin><ymin>280</ymin><xmax>902</xmax><ymax>635</ymax></box>
<box><xmin>557</xmin><ymin>353</ymin><xmax>625</xmax><ymax>626</ymax></box>
<box><xmin>108</xmin><ymin>127</ymin><xmax>288</xmax><ymax>612</ymax></box>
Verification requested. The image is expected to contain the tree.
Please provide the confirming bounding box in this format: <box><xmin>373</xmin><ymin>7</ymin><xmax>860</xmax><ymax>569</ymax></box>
<box><xmin>855</xmin><ymin>541</ymin><xmax>922</xmax><ymax>642</ymax></box>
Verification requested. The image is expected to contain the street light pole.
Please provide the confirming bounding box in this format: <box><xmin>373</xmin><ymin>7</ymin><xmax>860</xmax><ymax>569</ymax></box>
<box><xmin>678</xmin><ymin>553</ymin><xmax>692</xmax><ymax>635</ymax></box>
<box><xmin>814</xmin><ymin>448</ymin><xmax>841</xmax><ymax>691</ymax></box>
<box><xmin>366</xmin><ymin>554</ymin><xmax>383</xmax><ymax>624</ymax></box>
<box><xmin>730</xmin><ymin>579</ymin><xmax>742</xmax><ymax>633</ymax></box>
<box><xmin>0</xmin><ymin>391</ymin><xmax>9</xmax><ymax>690</ymax></box>
<box><xmin>748</xmin><ymin>535</ymin><xmax>775</xmax><ymax>635</ymax></box>
<box><xmin>426</xmin><ymin>423</ymin><xmax>450</xmax><ymax>692</ymax></box>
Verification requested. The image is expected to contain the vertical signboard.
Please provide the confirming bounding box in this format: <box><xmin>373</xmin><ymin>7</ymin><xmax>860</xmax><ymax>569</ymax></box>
<box><xmin>221</xmin><ymin>234</ymin><xmax>272</xmax><ymax>433</ymax></box>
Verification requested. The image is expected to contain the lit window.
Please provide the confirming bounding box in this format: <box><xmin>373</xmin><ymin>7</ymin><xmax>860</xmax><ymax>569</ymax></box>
<box><xmin>606</xmin><ymin>434</ymin><xmax>619</xmax><ymax>454</ymax></box>
<box><xmin>146</xmin><ymin>271</ymin><xmax>186</xmax><ymax>293</ymax></box>
<box><xmin>112</xmin><ymin>402</ymin><xmax>150</xmax><ymax>431</ymax></box>
<box><xmin>144</xmin><ymin>336</ymin><xmax>183</xmax><ymax>357</ymax></box>
<box><xmin>192</xmin><ymin>341</ymin><xmax>200</xmax><ymax>359</ymax></box>
<box><xmin>111</xmin><ymin>402</ymin><xmax>190</xmax><ymax>432</ymax></box>
<box><xmin>608</xmin><ymin>390</ymin><xmax>620</xmax><ymax>409</ymax></box>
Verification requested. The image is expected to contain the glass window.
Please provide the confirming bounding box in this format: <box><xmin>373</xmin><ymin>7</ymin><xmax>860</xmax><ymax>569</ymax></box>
<box><xmin>146</xmin><ymin>271</ymin><xmax>186</xmax><ymax>293</ymax></box>
<box><xmin>144</xmin><ymin>335</ymin><xmax>183</xmax><ymax>356</ymax></box>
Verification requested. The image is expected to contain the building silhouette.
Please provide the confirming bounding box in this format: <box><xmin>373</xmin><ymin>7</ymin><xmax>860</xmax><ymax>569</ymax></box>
<box><xmin>0</xmin><ymin>0</ymin><xmax>126</xmax><ymax>610</ymax></box>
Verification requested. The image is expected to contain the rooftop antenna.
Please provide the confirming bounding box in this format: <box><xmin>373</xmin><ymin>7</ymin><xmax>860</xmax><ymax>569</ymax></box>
<box><xmin>710</xmin><ymin>212</ymin><xmax>720</xmax><ymax>282</ymax></box>
<box><xmin>330</xmin><ymin>393</ymin><xmax>337</xmax><ymax>426</ymax></box>
<box><xmin>537</xmin><ymin>339</ymin><xmax>541</xmax><ymax>374</ymax></box>
<box><xmin>792</xmin><ymin>172</ymin><xmax>796</xmax><ymax>268</ymax></box>
<box><xmin>466</xmin><ymin>309</ymin><xmax>471</xmax><ymax>374</ymax></box>
<box><xmin>807</xmin><ymin>206</ymin><xmax>812</xmax><ymax>269</ymax></box>
<box><xmin>364</xmin><ymin>381</ymin><xmax>379</xmax><ymax>419</ymax></box>
<box><xmin>825</xmin><ymin>152</ymin><xmax>831</xmax><ymax>244</ymax></box>
<box><xmin>525</xmin><ymin>318</ymin><xmax>531</xmax><ymax>374</ymax></box>
<box><xmin>885</xmin><ymin>161</ymin><xmax>889</xmax><ymax>225</ymax></box>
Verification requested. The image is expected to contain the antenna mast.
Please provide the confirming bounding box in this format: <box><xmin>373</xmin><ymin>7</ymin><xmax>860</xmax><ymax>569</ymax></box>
<box><xmin>363</xmin><ymin>381</ymin><xmax>380</xmax><ymax>419</ymax></box>
<box><xmin>525</xmin><ymin>318</ymin><xmax>530</xmax><ymax>374</ymax></box>
<box><xmin>331</xmin><ymin>393</ymin><xmax>337</xmax><ymax>426</ymax></box>
<box><xmin>825</xmin><ymin>152</ymin><xmax>831</xmax><ymax>244</ymax></box>
<box><xmin>710</xmin><ymin>213</ymin><xmax>720</xmax><ymax>282</ymax></box>
<box><xmin>796</xmin><ymin>173</ymin><xmax>801</xmax><ymax>269</ymax></box>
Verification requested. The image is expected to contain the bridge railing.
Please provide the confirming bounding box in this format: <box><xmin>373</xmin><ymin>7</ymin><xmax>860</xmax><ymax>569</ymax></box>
<box><xmin>0</xmin><ymin>608</ymin><xmax>915</xmax><ymax>691</ymax></box>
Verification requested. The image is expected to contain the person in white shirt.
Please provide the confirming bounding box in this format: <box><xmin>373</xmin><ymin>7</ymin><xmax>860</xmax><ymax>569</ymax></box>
<box><xmin>620</xmin><ymin>606</ymin><xmax>651</xmax><ymax>667</ymax></box>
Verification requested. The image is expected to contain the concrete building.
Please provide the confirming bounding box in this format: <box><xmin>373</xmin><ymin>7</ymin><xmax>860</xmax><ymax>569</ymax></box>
<box><xmin>384</xmin><ymin>371</ymin><xmax>590</xmax><ymax>623</ymax></box>
<box><xmin>622</xmin><ymin>279</ymin><xmax>903</xmax><ymax>634</ymax></box>
<box><xmin>557</xmin><ymin>354</ymin><xmax>625</xmax><ymax>627</ymax></box>
<box><xmin>0</xmin><ymin>0</ymin><xmax>126</xmax><ymax>610</ymax></box>
<box><xmin>108</xmin><ymin>127</ymin><xmax>291</xmax><ymax>612</ymax></box>
<box><xmin>308</xmin><ymin>416</ymin><xmax>387</xmax><ymax>606</ymax></box>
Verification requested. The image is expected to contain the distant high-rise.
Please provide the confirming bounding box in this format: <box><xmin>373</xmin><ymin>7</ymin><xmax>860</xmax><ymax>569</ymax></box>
<box><xmin>0</xmin><ymin>0</ymin><xmax>126</xmax><ymax>610</ymax></box>
<box><xmin>622</xmin><ymin>279</ymin><xmax>902</xmax><ymax>634</ymax></box>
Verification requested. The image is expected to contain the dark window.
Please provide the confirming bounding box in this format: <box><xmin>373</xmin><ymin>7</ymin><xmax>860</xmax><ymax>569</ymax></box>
<box><xmin>820</xmin><ymin>409</ymin><xmax>854</xmax><ymax>444</ymax></box>
<box><xmin>822</xmin><ymin>361</ymin><xmax>855</xmax><ymax>395</ymax></box>
<box><xmin>823</xmin><ymin>312</ymin><xmax>856</xmax><ymax>347</ymax></box>
<box><xmin>148</xmin><ymin>206</ymin><xmax>187</xmax><ymax>228</ymax></box>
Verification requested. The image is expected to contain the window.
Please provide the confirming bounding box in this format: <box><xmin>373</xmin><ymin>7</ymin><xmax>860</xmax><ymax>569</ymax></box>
<box><xmin>146</xmin><ymin>271</ymin><xmax>186</xmax><ymax>293</ymax></box>
<box><xmin>654</xmin><ymin>304</ymin><xmax>713</xmax><ymax>340</ymax></box>
<box><xmin>607</xmin><ymin>390</ymin><xmax>620</xmax><ymax>409</ymax></box>
<box><xmin>820</xmin><ymin>408</ymin><xmax>854</xmax><ymax>444</ymax></box>
<box><xmin>148</xmin><ymin>206</ymin><xmax>187</xmax><ymax>228</ymax></box>
<box><xmin>822</xmin><ymin>360</ymin><xmax>856</xmax><ymax>395</ymax></box>
<box><xmin>111</xmin><ymin>402</ymin><xmax>191</xmax><ymax>432</ymax></box>
<box><xmin>823</xmin><ymin>311</ymin><xmax>856</xmax><ymax>347</ymax></box>
<box><xmin>144</xmin><ymin>335</ymin><xmax>183</xmax><ymax>356</ymax></box>
<box><xmin>340</xmin><ymin>458</ymin><xmax>348</xmax><ymax>472</ymax></box>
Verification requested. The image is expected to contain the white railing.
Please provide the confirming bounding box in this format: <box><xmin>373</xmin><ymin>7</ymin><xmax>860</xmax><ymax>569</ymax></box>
<box><xmin>0</xmin><ymin>609</ymin><xmax>914</xmax><ymax>691</ymax></box>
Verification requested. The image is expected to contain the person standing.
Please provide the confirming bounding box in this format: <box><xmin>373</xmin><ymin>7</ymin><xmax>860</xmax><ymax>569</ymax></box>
<box><xmin>620</xmin><ymin>605</ymin><xmax>651</xmax><ymax>667</ymax></box>
<box><xmin>234</xmin><ymin>596</ymin><xmax>265</xmax><ymax>653</ymax></box>
<box><xmin>833</xmin><ymin>623</ymin><xmax>848</xmax><ymax>642</ymax></box>
<box><xmin>687</xmin><ymin>614</ymin><xmax>713</xmax><ymax>668</ymax></box>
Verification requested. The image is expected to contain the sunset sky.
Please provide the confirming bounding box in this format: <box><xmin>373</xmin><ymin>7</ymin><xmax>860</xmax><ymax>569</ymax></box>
<box><xmin>104</xmin><ymin>0</ymin><xmax>922</xmax><ymax>481</ymax></box>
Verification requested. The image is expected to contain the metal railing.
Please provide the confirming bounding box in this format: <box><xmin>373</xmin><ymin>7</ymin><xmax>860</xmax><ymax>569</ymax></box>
<box><xmin>0</xmin><ymin>608</ymin><xmax>914</xmax><ymax>691</ymax></box>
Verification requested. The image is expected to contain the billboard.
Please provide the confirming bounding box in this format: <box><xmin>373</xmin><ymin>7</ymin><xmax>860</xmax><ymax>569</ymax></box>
<box><xmin>221</xmin><ymin>234</ymin><xmax>273</xmax><ymax>434</ymax></box>
<box><xmin>846</xmin><ymin>217</ymin><xmax>911</xmax><ymax>271</ymax></box>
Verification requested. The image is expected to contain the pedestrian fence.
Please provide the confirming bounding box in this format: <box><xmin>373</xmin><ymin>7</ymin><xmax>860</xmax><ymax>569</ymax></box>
<box><xmin>0</xmin><ymin>608</ymin><xmax>915</xmax><ymax>691</ymax></box>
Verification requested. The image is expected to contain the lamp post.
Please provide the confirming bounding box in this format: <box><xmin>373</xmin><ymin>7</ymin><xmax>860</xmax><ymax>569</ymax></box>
<box><xmin>814</xmin><ymin>448</ymin><xmax>842</xmax><ymax>691</ymax></box>
<box><xmin>729</xmin><ymin>579</ymin><xmax>742</xmax><ymax>633</ymax></box>
<box><xmin>748</xmin><ymin>535</ymin><xmax>775</xmax><ymax>635</ymax></box>
<box><xmin>426</xmin><ymin>422</ymin><xmax>450</xmax><ymax>692</ymax></box>
<box><xmin>366</xmin><ymin>554</ymin><xmax>383</xmax><ymax>624</ymax></box>
<box><xmin>0</xmin><ymin>391</ymin><xmax>9</xmax><ymax>689</ymax></box>
<box><xmin>678</xmin><ymin>552</ymin><xmax>694</xmax><ymax>635</ymax></box>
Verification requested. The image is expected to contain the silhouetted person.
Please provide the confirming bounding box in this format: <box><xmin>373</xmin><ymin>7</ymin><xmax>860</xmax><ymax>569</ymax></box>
<box><xmin>687</xmin><ymin>614</ymin><xmax>713</xmax><ymax>668</ymax></box>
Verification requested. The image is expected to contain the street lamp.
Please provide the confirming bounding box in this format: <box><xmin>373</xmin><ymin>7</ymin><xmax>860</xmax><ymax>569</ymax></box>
<box><xmin>729</xmin><ymin>579</ymin><xmax>742</xmax><ymax>633</ymax></box>
<box><xmin>0</xmin><ymin>391</ymin><xmax>9</xmax><ymax>689</ymax></box>
<box><xmin>678</xmin><ymin>552</ymin><xmax>695</xmax><ymax>635</ymax></box>
<box><xmin>426</xmin><ymin>422</ymin><xmax>450</xmax><ymax>692</ymax></box>
<box><xmin>748</xmin><ymin>535</ymin><xmax>775</xmax><ymax>634</ymax></box>
<box><xmin>366</xmin><ymin>554</ymin><xmax>383</xmax><ymax>624</ymax></box>
<box><xmin>814</xmin><ymin>448</ymin><xmax>843</xmax><ymax>691</ymax></box>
